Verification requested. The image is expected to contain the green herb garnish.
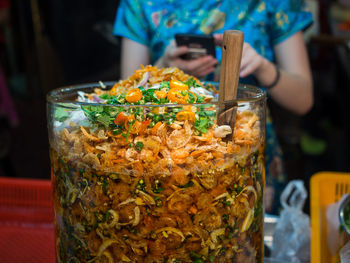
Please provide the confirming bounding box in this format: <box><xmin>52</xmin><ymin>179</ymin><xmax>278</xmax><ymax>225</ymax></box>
<box><xmin>177</xmin><ymin>180</ymin><xmax>194</xmax><ymax>188</ymax></box>
<box><xmin>135</xmin><ymin>141</ymin><xmax>144</xmax><ymax>152</ymax></box>
<box><xmin>105</xmin><ymin>211</ymin><xmax>110</xmax><ymax>222</ymax></box>
<box><xmin>154</xmin><ymin>196</ymin><xmax>163</xmax><ymax>207</ymax></box>
<box><xmin>194</xmin><ymin>116</ymin><xmax>213</xmax><ymax>134</ymax></box>
<box><xmin>102</xmin><ymin>179</ymin><xmax>108</xmax><ymax>194</ymax></box>
<box><xmin>136</xmin><ymin>179</ymin><xmax>146</xmax><ymax>191</ymax></box>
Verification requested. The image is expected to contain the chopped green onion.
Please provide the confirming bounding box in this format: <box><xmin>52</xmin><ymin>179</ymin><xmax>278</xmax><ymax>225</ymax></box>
<box><xmin>136</xmin><ymin>179</ymin><xmax>146</xmax><ymax>191</ymax></box>
<box><xmin>135</xmin><ymin>141</ymin><xmax>144</xmax><ymax>152</ymax></box>
<box><xmin>105</xmin><ymin>211</ymin><xmax>110</xmax><ymax>222</ymax></box>
<box><xmin>102</xmin><ymin>179</ymin><xmax>108</xmax><ymax>194</ymax></box>
<box><xmin>153</xmin><ymin>187</ymin><xmax>164</xmax><ymax>194</ymax></box>
<box><xmin>177</xmin><ymin>180</ymin><xmax>194</xmax><ymax>188</ymax></box>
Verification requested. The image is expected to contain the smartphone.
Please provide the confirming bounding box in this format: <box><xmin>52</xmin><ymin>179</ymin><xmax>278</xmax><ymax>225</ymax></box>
<box><xmin>175</xmin><ymin>33</ymin><xmax>216</xmax><ymax>60</ymax></box>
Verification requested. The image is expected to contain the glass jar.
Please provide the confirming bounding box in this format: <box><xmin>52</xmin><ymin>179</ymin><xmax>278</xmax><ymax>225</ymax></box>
<box><xmin>47</xmin><ymin>82</ymin><xmax>266</xmax><ymax>263</ymax></box>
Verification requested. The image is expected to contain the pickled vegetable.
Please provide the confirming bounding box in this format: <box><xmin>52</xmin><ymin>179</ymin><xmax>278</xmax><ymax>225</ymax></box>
<box><xmin>48</xmin><ymin>66</ymin><xmax>265</xmax><ymax>263</ymax></box>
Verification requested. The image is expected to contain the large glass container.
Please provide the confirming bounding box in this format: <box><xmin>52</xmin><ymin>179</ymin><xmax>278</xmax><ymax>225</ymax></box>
<box><xmin>47</xmin><ymin>82</ymin><xmax>266</xmax><ymax>263</ymax></box>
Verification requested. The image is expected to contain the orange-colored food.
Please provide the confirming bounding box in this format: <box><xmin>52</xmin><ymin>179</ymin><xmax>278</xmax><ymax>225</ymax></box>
<box><xmin>170</xmin><ymin>79</ymin><xmax>189</xmax><ymax>91</ymax></box>
<box><xmin>125</xmin><ymin>88</ymin><xmax>143</xmax><ymax>102</ymax></box>
<box><xmin>114</xmin><ymin>112</ymin><xmax>134</xmax><ymax>127</ymax></box>
<box><xmin>176</xmin><ymin>111</ymin><xmax>195</xmax><ymax>123</ymax></box>
<box><xmin>167</xmin><ymin>88</ymin><xmax>189</xmax><ymax>104</ymax></box>
<box><xmin>50</xmin><ymin>66</ymin><xmax>265</xmax><ymax>263</ymax></box>
<box><xmin>155</xmin><ymin>90</ymin><xmax>167</xmax><ymax>99</ymax></box>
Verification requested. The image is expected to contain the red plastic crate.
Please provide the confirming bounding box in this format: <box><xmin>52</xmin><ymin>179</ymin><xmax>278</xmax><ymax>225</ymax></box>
<box><xmin>0</xmin><ymin>177</ymin><xmax>55</xmax><ymax>263</ymax></box>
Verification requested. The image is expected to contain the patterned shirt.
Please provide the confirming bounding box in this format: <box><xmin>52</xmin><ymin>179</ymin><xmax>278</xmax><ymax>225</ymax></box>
<box><xmin>114</xmin><ymin>0</ymin><xmax>312</xmax><ymax>66</ymax></box>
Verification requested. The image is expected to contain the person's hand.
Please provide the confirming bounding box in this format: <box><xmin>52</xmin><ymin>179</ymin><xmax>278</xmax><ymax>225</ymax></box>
<box><xmin>240</xmin><ymin>43</ymin><xmax>268</xmax><ymax>78</ymax></box>
<box><xmin>157</xmin><ymin>40</ymin><xmax>217</xmax><ymax>78</ymax></box>
<box><xmin>213</xmin><ymin>34</ymin><xmax>268</xmax><ymax>78</ymax></box>
<box><xmin>213</xmin><ymin>33</ymin><xmax>223</xmax><ymax>46</ymax></box>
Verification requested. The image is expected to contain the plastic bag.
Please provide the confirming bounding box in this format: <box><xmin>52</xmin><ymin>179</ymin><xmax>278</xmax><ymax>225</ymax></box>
<box><xmin>271</xmin><ymin>180</ymin><xmax>311</xmax><ymax>263</ymax></box>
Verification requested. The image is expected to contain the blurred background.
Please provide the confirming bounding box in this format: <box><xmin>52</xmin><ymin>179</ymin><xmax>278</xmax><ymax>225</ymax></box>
<box><xmin>0</xmin><ymin>0</ymin><xmax>349</xmax><ymax>214</ymax></box>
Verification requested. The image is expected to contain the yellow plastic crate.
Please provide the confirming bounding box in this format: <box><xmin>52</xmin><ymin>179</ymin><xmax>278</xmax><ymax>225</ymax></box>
<box><xmin>311</xmin><ymin>171</ymin><xmax>350</xmax><ymax>263</ymax></box>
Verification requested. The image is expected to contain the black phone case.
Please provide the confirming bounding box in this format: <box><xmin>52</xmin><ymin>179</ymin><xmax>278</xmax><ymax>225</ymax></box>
<box><xmin>175</xmin><ymin>34</ymin><xmax>216</xmax><ymax>60</ymax></box>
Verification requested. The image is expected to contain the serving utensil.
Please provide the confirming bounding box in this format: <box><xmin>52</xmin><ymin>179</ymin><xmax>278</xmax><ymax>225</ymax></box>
<box><xmin>218</xmin><ymin>30</ymin><xmax>244</xmax><ymax>138</ymax></box>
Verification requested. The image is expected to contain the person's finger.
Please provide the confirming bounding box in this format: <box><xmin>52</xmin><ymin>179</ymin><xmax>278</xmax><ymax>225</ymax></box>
<box><xmin>240</xmin><ymin>43</ymin><xmax>252</xmax><ymax>65</ymax></box>
<box><xmin>241</xmin><ymin>43</ymin><xmax>250</xmax><ymax>58</ymax></box>
<box><xmin>167</xmin><ymin>46</ymin><xmax>189</xmax><ymax>59</ymax></box>
<box><xmin>240</xmin><ymin>57</ymin><xmax>261</xmax><ymax>77</ymax></box>
<box><xmin>240</xmin><ymin>44</ymin><xmax>259</xmax><ymax>70</ymax></box>
<box><xmin>185</xmin><ymin>56</ymin><xmax>217</xmax><ymax>71</ymax></box>
<box><xmin>240</xmin><ymin>47</ymin><xmax>256</xmax><ymax>70</ymax></box>
<box><xmin>213</xmin><ymin>34</ymin><xmax>223</xmax><ymax>46</ymax></box>
<box><xmin>193</xmin><ymin>66</ymin><xmax>216</xmax><ymax>78</ymax></box>
<box><xmin>176</xmin><ymin>56</ymin><xmax>216</xmax><ymax>77</ymax></box>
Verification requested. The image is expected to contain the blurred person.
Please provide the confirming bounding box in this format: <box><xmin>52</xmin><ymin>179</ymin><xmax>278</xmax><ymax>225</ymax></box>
<box><xmin>113</xmin><ymin>0</ymin><xmax>313</xmax><ymax>214</ymax></box>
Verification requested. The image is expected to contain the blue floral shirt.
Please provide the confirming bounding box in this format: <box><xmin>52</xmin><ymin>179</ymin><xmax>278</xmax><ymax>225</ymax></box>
<box><xmin>114</xmin><ymin>0</ymin><xmax>312</xmax><ymax>66</ymax></box>
<box><xmin>113</xmin><ymin>0</ymin><xmax>313</xmax><ymax>214</ymax></box>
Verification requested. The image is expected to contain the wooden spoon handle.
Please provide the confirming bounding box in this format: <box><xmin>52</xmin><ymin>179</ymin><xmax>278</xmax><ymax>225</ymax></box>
<box><xmin>218</xmin><ymin>30</ymin><xmax>244</xmax><ymax>103</ymax></box>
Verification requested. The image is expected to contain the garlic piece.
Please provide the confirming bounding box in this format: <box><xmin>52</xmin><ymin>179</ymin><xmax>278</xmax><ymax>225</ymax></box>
<box><xmin>213</xmin><ymin>125</ymin><xmax>232</xmax><ymax>138</ymax></box>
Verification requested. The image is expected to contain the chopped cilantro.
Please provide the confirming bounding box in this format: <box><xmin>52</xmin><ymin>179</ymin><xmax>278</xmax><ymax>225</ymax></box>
<box><xmin>96</xmin><ymin>114</ymin><xmax>113</xmax><ymax>128</ymax></box>
<box><xmin>99</xmin><ymin>93</ymin><xmax>111</xmax><ymax>100</ymax></box>
<box><xmin>194</xmin><ymin>117</ymin><xmax>213</xmax><ymax>134</ymax></box>
<box><xmin>81</xmin><ymin>105</ymin><xmax>117</xmax><ymax>128</ymax></box>
<box><xmin>185</xmin><ymin>78</ymin><xmax>201</xmax><ymax>88</ymax></box>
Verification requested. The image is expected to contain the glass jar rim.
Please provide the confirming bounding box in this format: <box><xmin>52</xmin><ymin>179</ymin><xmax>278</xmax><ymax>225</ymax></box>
<box><xmin>47</xmin><ymin>81</ymin><xmax>266</xmax><ymax>108</ymax></box>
